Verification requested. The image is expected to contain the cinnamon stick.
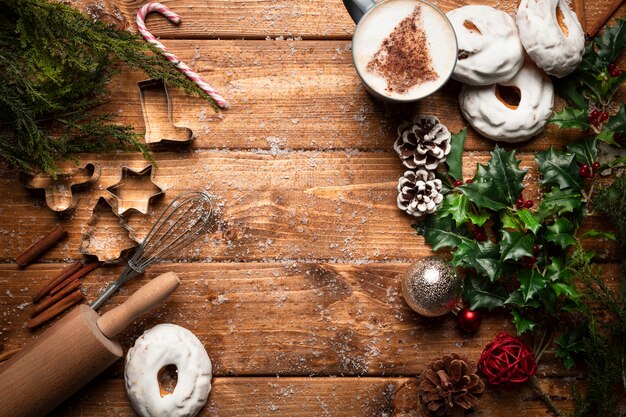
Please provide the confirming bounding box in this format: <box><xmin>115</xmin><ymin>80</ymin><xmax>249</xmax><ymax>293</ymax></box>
<box><xmin>0</xmin><ymin>348</ymin><xmax>20</xmax><ymax>363</ymax></box>
<box><xmin>49</xmin><ymin>261</ymin><xmax>100</xmax><ymax>295</ymax></box>
<box><xmin>573</xmin><ymin>0</ymin><xmax>586</xmax><ymax>32</ymax></box>
<box><xmin>32</xmin><ymin>261</ymin><xmax>82</xmax><ymax>303</ymax></box>
<box><xmin>16</xmin><ymin>226</ymin><xmax>67</xmax><ymax>269</ymax></box>
<box><xmin>30</xmin><ymin>279</ymin><xmax>81</xmax><ymax>318</ymax></box>
<box><xmin>27</xmin><ymin>290</ymin><xmax>84</xmax><ymax>329</ymax></box>
<box><xmin>588</xmin><ymin>0</ymin><xmax>625</xmax><ymax>38</ymax></box>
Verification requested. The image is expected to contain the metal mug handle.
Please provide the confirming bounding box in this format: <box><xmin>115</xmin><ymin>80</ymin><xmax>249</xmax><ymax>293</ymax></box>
<box><xmin>343</xmin><ymin>0</ymin><xmax>377</xmax><ymax>23</ymax></box>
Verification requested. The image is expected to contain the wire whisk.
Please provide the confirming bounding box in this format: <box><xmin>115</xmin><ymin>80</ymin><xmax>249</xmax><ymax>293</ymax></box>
<box><xmin>91</xmin><ymin>191</ymin><xmax>214</xmax><ymax>310</ymax></box>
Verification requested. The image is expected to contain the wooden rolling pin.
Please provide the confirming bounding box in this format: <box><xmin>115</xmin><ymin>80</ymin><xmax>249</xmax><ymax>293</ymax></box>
<box><xmin>0</xmin><ymin>271</ymin><xmax>180</xmax><ymax>417</ymax></box>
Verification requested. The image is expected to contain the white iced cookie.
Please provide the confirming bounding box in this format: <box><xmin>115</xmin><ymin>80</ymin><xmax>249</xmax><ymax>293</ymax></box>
<box><xmin>458</xmin><ymin>61</ymin><xmax>554</xmax><ymax>142</ymax></box>
<box><xmin>125</xmin><ymin>324</ymin><xmax>212</xmax><ymax>417</ymax></box>
<box><xmin>516</xmin><ymin>0</ymin><xmax>585</xmax><ymax>77</ymax></box>
<box><xmin>447</xmin><ymin>6</ymin><xmax>524</xmax><ymax>85</ymax></box>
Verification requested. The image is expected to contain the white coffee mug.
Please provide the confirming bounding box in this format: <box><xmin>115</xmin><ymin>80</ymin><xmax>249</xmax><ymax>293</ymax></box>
<box><xmin>344</xmin><ymin>0</ymin><xmax>458</xmax><ymax>103</ymax></box>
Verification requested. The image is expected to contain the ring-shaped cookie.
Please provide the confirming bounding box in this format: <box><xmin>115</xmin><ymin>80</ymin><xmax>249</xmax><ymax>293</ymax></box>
<box><xmin>447</xmin><ymin>6</ymin><xmax>524</xmax><ymax>85</ymax></box>
<box><xmin>516</xmin><ymin>0</ymin><xmax>585</xmax><ymax>78</ymax></box>
<box><xmin>125</xmin><ymin>324</ymin><xmax>212</xmax><ymax>417</ymax></box>
<box><xmin>458</xmin><ymin>61</ymin><xmax>554</xmax><ymax>143</ymax></box>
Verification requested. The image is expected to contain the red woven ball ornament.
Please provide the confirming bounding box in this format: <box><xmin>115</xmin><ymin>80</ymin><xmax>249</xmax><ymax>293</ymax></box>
<box><xmin>478</xmin><ymin>332</ymin><xmax>537</xmax><ymax>385</ymax></box>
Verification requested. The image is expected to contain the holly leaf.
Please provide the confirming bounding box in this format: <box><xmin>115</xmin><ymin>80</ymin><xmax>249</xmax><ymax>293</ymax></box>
<box><xmin>500</xmin><ymin>211</ymin><xmax>521</xmax><ymax>230</ymax></box>
<box><xmin>518</xmin><ymin>269</ymin><xmax>546</xmax><ymax>302</ymax></box>
<box><xmin>453</xmin><ymin>240</ymin><xmax>502</xmax><ymax>281</ymax></box>
<box><xmin>462</xmin><ymin>275</ymin><xmax>508</xmax><ymax>311</ymax></box>
<box><xmin>515</xmin><ymin>209</ymin><xmax>541</xmax><ymax>234</ymax></box>
<box><xmin>546</xmin><ymin>257</ymin><xmax>573</xmax><ymax>282</ymax></box>
<box><xmin>596</xmin><ymin>129</ymin><xmax>619</xmax><ymax>146</ymax></box>
<box><xmin>551</xmin><ymin>282</ymin><xmax>580</xmax><ymax>299</ymax></box>
<box><xmin>439</xmin><ymin>194</ymin><xmax>489</xmax><ymax>227</ymax></box>
<box><xmin>537</xmin><ymin>287</ymin><xmax>559</xmax><ymax>317</ymax></box>
<box><xmin>416</xmin><ymin>215</ymin><xmax>471</xmax><ymax>251</ymax></box>
<box><xmin>505</xmin><ymin>290</ymin><xmax>541</xmax><ymax>308</ymax></box>
<box><xmin>511</xmin><ymin>309</ymin><xmax>537</xmax><ymax>335</ymax></box>
<box><xmin>579</xmin><ymin>42</ymin><xmax>602</xmax><ymax>71</ymax></box>
<box><xmin>549</xmin><ymin>107</ymin><xmax>590</xmax><ymax>130</ymax></box>
<box><xmin>556</xmin><ymin>327</ymin><xmax>587</xmax><ymax>369</ymax></box>
<box><xmin>460</xmin><ymin>146</ymin><xmax>526</xmax><ymax>209</ymax></box>
<box><xmin>459</xmin><ymin>181</ymin><xmax>509</xmax><ymax>211</ymax></box>
<box><xmin>594</xmin><ymin>18</ymin><xmax>626</xmax><ymax>65</ymax></box>
<box><xmin>546</xmin><ymin>217</ymin><xmax>577</xmax><ymax>250</ymax></box>
<box><xmin>553</xmin><ymin>77</ymin><xmax>587</xmax><ymax>108</ymax></box>
<box><xmin>603</xmin><ymin>103</ymin><xmax>626</xmax><ymax>133</ymax></box>
<box><xmin>535</xmin><ymin>147</ymin><xmax>582</xmax><ymax>191</ymax></box>
<box><xmin>567</xmin><ymin>136</ymin><xmax>597</xmax><ymax>167</ymax></box>
<box><xmin>535</xmin><ymin>186</ymin><xmax>582</xmax><ymax>222</ymax></box>
<box><xmin>446</xmin><ymin>128</ymin><xmax>466</xmax><ymax>182</ymax></box>
<box><xmin>500</xmin><ymin>230</ymin><xmax>534</xmax><ymax>262</ymax></box>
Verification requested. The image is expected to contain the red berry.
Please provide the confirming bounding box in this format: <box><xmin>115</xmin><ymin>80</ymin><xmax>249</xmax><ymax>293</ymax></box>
<box><xmin>453</xmin><ymin>180</ymin><xmax>463</xmax><ymax>187</ymax></box>
<box><xmin>609</xmin><ymin>64</ymin><xmax>623</xmax><ymax>77</ymax></box>
<box><xmin>524</xmin><ymin>200</ymin><xmax>534</xmax><ymax>209</ymax></box>
<box><xmin>533</xmin><ymin>244</ymin><xmax>540</xmax><ymax>255</ymax></box>
<box><xmin>590</xmin><ymin>109</ymin><xmax>600</xmax><ymax>119</ymax></box>
<box><xmin>465</xmin><ymin>178</ymin><xmax>474</xmax><ymax>184</ymax></box>
<box><xmin>579</xmin><ymin>164</ymin><xmax>593</xmax><ymax>178</ymax></box>
<box><xmin>601</xmin><ymin>112</ymin><xmax>610</xmax><ymax>122</ymax></box>
<box><xmin>521</xmin><ymin>256</ymin><xmax>536</xmax><ymax>269</ymax></box>
<box><xmin>516</xmin><ymin>196</ymin><xmax>525</xmax><ymax>209</ymax></box>
<box><xmin>458</xmin><ymin>307</ymin><xmax>482</xmax><ymax>333</ymax></box>
<box><xmin>592</xmin><ymin>161</ymin><xmax>601</xmax><ymax>170</ymax></box>
<box><xmin>474</xmin><ymin>227</ymin><xmax>487</xmax><ymax>242</ymax></box>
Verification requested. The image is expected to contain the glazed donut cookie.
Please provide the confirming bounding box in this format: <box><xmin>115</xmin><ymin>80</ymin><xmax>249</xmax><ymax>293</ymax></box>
<box><xmin>516</xmin><ymin>0</ymin><xmax>585</xmax><ymax>77</ymax></box>
<box><xmin>125</xmin><ymin>324</ymin><xmax>212</xmax><ymax>417</ymax></box>
<box><xmin>446</xmin><ymin>6</ymin><xmax>524</xmax><ymax>85</ymax></box>
<box><xmin>458</xmin><ymin>61</ymin><xmax>554</xmax><ymax>143</ymax></box>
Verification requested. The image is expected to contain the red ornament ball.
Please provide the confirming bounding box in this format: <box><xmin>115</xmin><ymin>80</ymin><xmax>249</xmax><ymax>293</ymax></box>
<box><xmin>478</xmin><ymin>332</ymin><xmax>537</xmax><ymax>385</ymax></box>
<box><xmin>458</xmin><ymin>307</ymin><xmax>482</xmax><ymax>332</ymax></box>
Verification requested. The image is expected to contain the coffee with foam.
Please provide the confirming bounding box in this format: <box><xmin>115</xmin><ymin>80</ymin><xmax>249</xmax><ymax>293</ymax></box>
<box><xmin>352</xmin><ymin>0</ymin><xmax>457</xmax><ymax>101</ymax></box>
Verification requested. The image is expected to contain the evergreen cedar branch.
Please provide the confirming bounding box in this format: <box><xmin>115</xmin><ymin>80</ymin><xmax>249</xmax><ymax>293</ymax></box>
<box><xmin>0</xmin><ymin>0</ymin><xmax>219</xmax><ymax>174</ymax></box>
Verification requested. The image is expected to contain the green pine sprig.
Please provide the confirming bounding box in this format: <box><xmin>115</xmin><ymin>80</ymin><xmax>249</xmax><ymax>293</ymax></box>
<box><xmin>0</xmin><ymin>0</ymin><xmax>219</xmax><ymax>175</ymax></box>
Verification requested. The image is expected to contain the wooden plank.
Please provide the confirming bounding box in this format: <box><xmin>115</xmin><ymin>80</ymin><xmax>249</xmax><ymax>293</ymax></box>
<box><xmin>99</xmin><ymin>41</ymin><xmax>625</xmax><ymax>152</ymax></box>
<box><xmin>49</xmin><ymin>376</ymin><xmax>577</xmax><ymax>416</ymax></box>
<box><xmin>1</xmin><ymin>263</ymin><xmax>620</xmax><ymax>376</ymax></box>
<box><xmin>0</xmin><ymin>153</ymin><xmax>620</xmax><ymax>263</ymax></box>
<box><xmin>96</xmin><ymin>0</ymin><xmax>625</xmax><ymax>39</ymax></box>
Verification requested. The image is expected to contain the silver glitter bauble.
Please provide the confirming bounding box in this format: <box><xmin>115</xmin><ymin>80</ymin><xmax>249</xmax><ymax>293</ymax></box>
<box><xmin>402</xmin><ymin>256</ymin><xmax>462</xmax><ymax>317</ymax></box>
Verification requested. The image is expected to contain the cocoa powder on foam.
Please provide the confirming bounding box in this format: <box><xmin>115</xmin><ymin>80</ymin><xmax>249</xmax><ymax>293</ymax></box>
<box><xmin>366</xmin><ymin>6</ymin><xmax>438</xmax><ymax>95</ymax></box>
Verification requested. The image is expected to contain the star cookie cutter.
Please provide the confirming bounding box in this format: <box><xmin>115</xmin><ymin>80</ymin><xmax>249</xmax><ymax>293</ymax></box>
<box><xmin>106</xmin><ymin>165</ymin><xmax>165</xmax><ymax>216</ymax></box>
<box><xmin>19</xmin><ymin>163</ymin><xmax>101</xmax><ymax>213</ymax></box>
<box><xmin>80</xmin><ymin>196</ymin><xmax>138</xmax><ymax>263</ymax></box>
<box><xmin>138</xmin><ymin>78</ymin><xmax>195</xmax><ymax>145</ymax></box>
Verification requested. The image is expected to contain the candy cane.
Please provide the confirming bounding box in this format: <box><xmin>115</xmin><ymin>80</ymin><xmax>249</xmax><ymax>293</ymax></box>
<box><xmin>136</xmin><ymin>2</ymin><xmax>229</xmax><ymax>109</ymax></box>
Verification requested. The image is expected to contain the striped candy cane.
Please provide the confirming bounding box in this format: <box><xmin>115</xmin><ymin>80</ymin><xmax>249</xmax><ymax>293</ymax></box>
<box><xmin>136</xmin><ymin>2</ymin><xmax>229</xmax><ymax>109</ymax></box>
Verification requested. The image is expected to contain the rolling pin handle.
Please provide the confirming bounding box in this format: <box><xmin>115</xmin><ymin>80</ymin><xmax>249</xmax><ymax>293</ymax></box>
<box><xmin>97</xmin><ymin>272</ymin><xmax>180</xmax><ymax>339</ymax></box>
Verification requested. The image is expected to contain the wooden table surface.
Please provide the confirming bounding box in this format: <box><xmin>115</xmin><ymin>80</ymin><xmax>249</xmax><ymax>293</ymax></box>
<box><xmin>1</xmin><ymin>0</ymin><xmax>625</xmax><ymax>416</ymax></box>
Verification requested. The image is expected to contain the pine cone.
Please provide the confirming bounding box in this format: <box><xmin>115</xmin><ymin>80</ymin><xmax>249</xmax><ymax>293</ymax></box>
<box><xmin>397</xmin><ymin>170</ymin><xmax>443</xmax><ymax>218</ymax></box>
<box><xmin>394</xmin><ymin>115</ymin><xmax>452</xmax><ymax>170</ymax></box>
<box><xmin>419</xmin><ymin>354</ymin><xmax>485</xmax><ymax>417</ymax></box>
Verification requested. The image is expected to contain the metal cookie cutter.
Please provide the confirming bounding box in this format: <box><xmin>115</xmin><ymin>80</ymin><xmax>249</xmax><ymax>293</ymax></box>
<box><xmin>106</xmin><ymin>165</ymin><xmax>165</xmax><ymax>216</ymax></box>
<box><xmin>19</xmin><ymin>163</ymin><xmax>101</xmax><ymax>213</ymax></box>
<box><xmin>138</xmin><ymin>79</ymin><xmax>195</xmax><ymax>145</ymax></box>
<box><xmin>80</xmin><ymin>196</ymin><xmax>138</xmax><ymax>263</ymax></box>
